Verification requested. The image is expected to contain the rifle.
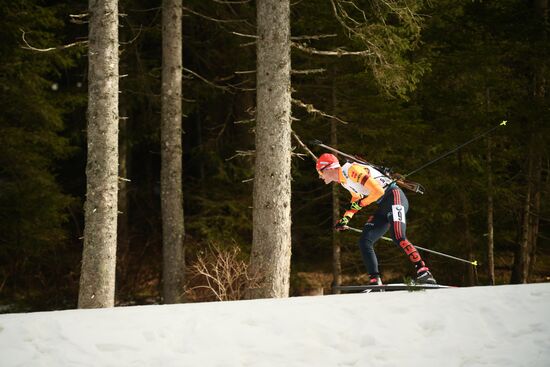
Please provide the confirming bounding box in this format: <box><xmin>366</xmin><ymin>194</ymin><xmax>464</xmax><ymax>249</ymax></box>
<box><xmin>310</xmin><ymin>120</ymin><xmax>508</xmax><ymax>195</ymax></box>
<box><xmin>310</xmin><ymin>140</ymin><xmax>425</xmax><ymax>194</ymax></box>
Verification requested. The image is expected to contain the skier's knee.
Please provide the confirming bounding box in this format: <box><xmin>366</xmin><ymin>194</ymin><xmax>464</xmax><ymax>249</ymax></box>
<box><xmin>399</xmin><ymin>239</ymin><xmax>422</xmax><ymax>263</ymax></box>
<box><xmin>358</xmin><ymin>239</ymin><xmax>375</xmax><ymax>255</ymax></box>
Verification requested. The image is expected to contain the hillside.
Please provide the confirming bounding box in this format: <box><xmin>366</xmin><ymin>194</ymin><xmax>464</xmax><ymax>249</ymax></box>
<box><xmin>1</xmin><ymin>283</ymin><xmax>549</xmax><ymax>367</ymax></box>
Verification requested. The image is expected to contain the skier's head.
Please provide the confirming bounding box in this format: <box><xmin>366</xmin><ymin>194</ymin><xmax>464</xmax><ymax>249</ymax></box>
<box><xmin>316</xmin><ymin>153</ymin><xmax>340</xmax><ymax>173</ymax></box>
<box><xmin>316</xmin><ymin>153</ymin><xmax>340</xmax><ymax>183</ymax></box>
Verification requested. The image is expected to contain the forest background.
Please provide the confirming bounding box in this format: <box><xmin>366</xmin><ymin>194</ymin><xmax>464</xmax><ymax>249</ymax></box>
<box><xmin>1</xmin><ymin>0</ymin><xmax>549</xmax><ymax>312</ymax></box>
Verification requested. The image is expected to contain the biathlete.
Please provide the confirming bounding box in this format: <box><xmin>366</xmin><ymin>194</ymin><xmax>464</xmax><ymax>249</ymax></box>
<box><xmin>316</xmin><ymin>153</ymin><xmax>436</xmax><ymax>285</ymax></box>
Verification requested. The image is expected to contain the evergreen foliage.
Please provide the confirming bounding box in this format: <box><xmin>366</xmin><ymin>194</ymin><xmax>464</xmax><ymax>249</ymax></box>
<box><xmin>0</xmin><ymin>0</ymin><xmax>84</xmax><ymax>308</ymax></box>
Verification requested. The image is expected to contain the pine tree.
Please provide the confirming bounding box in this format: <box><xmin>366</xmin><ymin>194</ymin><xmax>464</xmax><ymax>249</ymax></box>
<box><xmin>0</xmin><ymin>0</ymin><xmax>82</xmax><ymax>307</ymax></box>
<box><xmin>248</xmin><ymin>0</ymin><xmax>293</xmax><ymax>299</ymax></box>
<box><xmin>161</xmin><ymin>0</ymin><xmax>185</xmax><ymax>304</ymax></box>
<box><xmin>78</xmin><ymin>0</ymin><xmax>120</xmax><ymax>309</ymax></box>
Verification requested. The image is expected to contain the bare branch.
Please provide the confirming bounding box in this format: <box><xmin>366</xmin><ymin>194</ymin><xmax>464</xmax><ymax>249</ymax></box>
<box><xmin>226</xmin><ymin>150</ymin><xmax>255</xmax><ymax>161</ymax></box>
<box><xmin>120</xmin><ymin>24</ymin><xmax>142</xmax><ymax>45</ymax></box>
<box><xmin>231</xmin><ymin>31</ymin><xmax>258</xmax><ymax>39</ymax></box>
<box><xmin>292</xmin><ymin>98</ymin><xmax>349</xmax><ymax>125</ymax></box>
<box><xmin>291</xmin><ymin>68</ymin><xmax>326</xmax><ymax>75</ymax></box>
<box><xmin>329</xmin><ymin>0</ymin><xmax>423</xmax><ymax>65</ymax></box>
<box><xmin>292</xmin><ymin>42</ymin><xmax>372</xmax><ymax>57</ymax></box>
<box><xmin>329</xmin><ymin>0</ymin><xmax>380</xmax><ymax>53</ymax></box>
<box><xmin>69</xmin><ymin>13</ymin><xmax>89</xmax><ymax>24</ymax></box>
<box><xmin>20</xmin><ymin>29</ymin><xmax>88</xmax><ymax>52</ymax></box>
<box><xmin>239</xmin><ymin>41</ymin><xmax>256</xmax><ymax>48</ymax></box>
<box><xmin>213</xmin><ymin>0</ymin><xmax>251</xmax><ymax>4</ymax></box>
<box><xmin>127</xmin><ymin>7</ymin><xmax>161</xmax><ymax>13</ymax></box>
<box><xmin>228</xmin><ymin>85</ymin><xmax>256</xmax><ymax>92</ymax></box>
<box><xmin>292</xmin><ymin>151</ymin><xmax>309</xmax><ymax>160</ymax></box>
<box><xmin>69</xmin><ymin>13</ymin><xmax>88</xmax><ymax>18</ymax></box>
<box><xmin>231</xmin><ymin>31</ymin><xmax>258</xmax><ymax>47</ymax></box>
<box><xmin>183</xmin><ymin>6</ymin><xmax>246</xmax><ymax>24</ymax></box>
<box><xmin>183</xmin><ymin>67</ymin><xmax>232</xmax><ymax>92</ymax></box>
<box><xmin>292</xmin><ymin>130</ymin><xmax>318</xmax><ymax>161</ymax></box>
<box><xmin>234</xmin><ymin>118</ymin><xmax>255</xmax><ymax>124</ymax></box>
<box><xmin>291</xmin><ymin>34</ymin><xmax>337</xmax><ymax>41</ymax></box>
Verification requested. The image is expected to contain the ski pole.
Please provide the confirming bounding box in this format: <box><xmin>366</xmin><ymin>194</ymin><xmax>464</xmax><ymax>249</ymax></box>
<box><xmin>402</xmin><ymin>120</ymin><xmax>507</xmax><ymax>179</ymax></box>
<box><xmin>345</xmin><ymin>226</ymin><xmax>478</xmax><ymax>267</ymax></box>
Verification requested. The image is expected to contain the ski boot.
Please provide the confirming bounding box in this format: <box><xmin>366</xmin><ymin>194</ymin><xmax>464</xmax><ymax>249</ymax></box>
<box><xmin>369</xmin><ymin>274</ymin><xmax>383</xmax><ymax>285</ymax></box>
<box><xmin>416</xmin><ymin>267</ymin><xmax>437</xmax><ymax>285</ymax></box>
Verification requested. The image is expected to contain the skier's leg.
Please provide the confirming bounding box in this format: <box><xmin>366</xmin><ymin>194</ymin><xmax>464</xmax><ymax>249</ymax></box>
<box><xmin>387</xmin><ymin>188</ymin><xmax>436</xmax><ymax>284</ymax></box>
<box><xmin>358</xmin><ymin>212</ymin><xmax>389</xmax><ymax>281</ymax></box>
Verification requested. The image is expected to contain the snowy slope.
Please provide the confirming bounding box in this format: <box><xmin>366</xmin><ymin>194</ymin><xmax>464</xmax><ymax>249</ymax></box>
<box><xmin>1</xmin><ymin>283</ymin><xmax>549</xmax><ymax>367</ymax></box>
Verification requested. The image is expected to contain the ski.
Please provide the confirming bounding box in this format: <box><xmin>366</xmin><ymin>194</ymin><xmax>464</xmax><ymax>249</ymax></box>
<box><xmin>334</xmin><ymin>283</ymin><xmax>452</xmax><ymax>293</ymax></box>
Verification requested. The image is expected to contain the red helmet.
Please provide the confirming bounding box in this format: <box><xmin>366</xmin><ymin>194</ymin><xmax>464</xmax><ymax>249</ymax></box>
<box><xmin>316</xmin><ymin>153</ymin><xmax>340</xmax><ymax>173</ymax></box>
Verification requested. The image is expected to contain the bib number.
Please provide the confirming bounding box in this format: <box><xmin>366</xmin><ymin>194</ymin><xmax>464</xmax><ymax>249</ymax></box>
<box><xmin>392</xmin><ymin>205</ymin><xmax>406</xmax><ymax>224</ymax></box>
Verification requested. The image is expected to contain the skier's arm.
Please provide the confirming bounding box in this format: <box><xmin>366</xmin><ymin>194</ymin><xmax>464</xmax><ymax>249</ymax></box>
<box><xmin>358</xmin><ymin>177</ymin><xmax>384</xmax><ymax>206</ymax></box>
<box><xmin>348</xmin><ymin>165</ymin><xmax>385</xmax><ymax>207</ymax></box>
<box><xmin>335</xmin><ymin>165</ymin><xmax>384</xmax><ymax>231</ymax></box>
<box><xmin>341</xmin><ymin>178</ymin><xmax>384</xmax><ymax>220</ymax></box>
<box><xmin>335</xmin><ymin>193</ymin><xmax>362</xmax><ymax>230</ymax></box>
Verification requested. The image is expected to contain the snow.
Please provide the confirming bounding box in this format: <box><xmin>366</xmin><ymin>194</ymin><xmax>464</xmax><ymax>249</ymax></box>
<box><xmin>1</xmin><ymin>283</ymin><xmax>549</xmax><ymax>367</ymax></box>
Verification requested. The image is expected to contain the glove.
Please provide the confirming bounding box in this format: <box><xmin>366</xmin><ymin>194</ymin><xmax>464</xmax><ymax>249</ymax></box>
<box><xmin>334</xmin><ymin>216</ymin><xmax>350</xmax><ymax>231</ymax></box>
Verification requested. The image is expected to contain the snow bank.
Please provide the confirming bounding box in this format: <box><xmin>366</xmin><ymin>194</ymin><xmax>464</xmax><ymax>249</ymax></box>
<box><xmin>1</xmin><ymin>283</ymin><xmax>549</xmax><ymax>367</ymax></box>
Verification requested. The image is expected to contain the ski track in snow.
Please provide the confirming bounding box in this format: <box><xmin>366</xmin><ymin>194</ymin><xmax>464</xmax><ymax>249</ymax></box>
<box><xmin>0</xmin><ymin>283</ymin><xmax>549</xmax><ymax>367</ymax></box>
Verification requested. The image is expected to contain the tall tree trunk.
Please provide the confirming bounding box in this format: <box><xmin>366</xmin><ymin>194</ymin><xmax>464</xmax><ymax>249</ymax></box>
<box><xmin>512</xmin><ymin>141</ymin><xmax>534</xmax><ymax>284</ymax></box>
<box><xmin>527</xmin><ymin>155</ymin><xmax>541</xmax><ymax>280</ymax></box>
<box><xmin>487</xmin><ymin>135</ymin><xmax>495</xmax><ymax>285</ymax></box>
<box><xmin>486</xmin><ymin>88</ymin><xmax>495</xmax><ymax>286</ymax></box>
<box><xmin>528</xmin><ymin>0</ymin><xmax>547</xmax><ymax>281</ymax></box>
<box><xmin>458</xmin><ymin>151</ymin><xmax>475</xmax><ymax>286</ymax></box>
<box><xmin>117</xmin><ymin>96</ymin><xmax>130</xmax><ymax>295</ymax></box>
<box><xmin>512</xmin><ymin>0</ymin><xmax>547</xmax><ymax>284</ymax></box>
<box><xmin>331</xmin><ymin>73</ymin><xmax>342</xmax><ymax>294</ymax></box>
<box><xmin>79</xmin><ymin>0</ymin><xmax>119</xmax><ymax>309</ymax></box>
<box><xmin>161</xmin><ymin>0</ymin><xmax>185</xmax><ymax>304</ymax></box>
<box><xmin>118</xmin><ymin>110</ymin><xmax>129</xmax><ymax>252</ymax></box>
<box><xmin>248</xmin><ymin>0</ymin><xmax>292</xmax><ymax>299</ymax></box>
<box><xmin>117</xmin><ymin>24</ymin><xmax>131</xmax><ymax>295</ymax></box>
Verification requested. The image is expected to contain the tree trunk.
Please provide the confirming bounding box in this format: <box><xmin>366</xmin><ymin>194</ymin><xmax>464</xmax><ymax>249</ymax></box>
<box><xmin>78</xmin><ymin>0</ymin><xmax>119</xmax><ymax>309</ymax></box>
<box><xmin>486</xmin><ymin>87</ymin><xmax>495</xmax><ymax>286</ymax></box>
<box><xmin>161</xmin><ymin>0</ymin><xmax>185</xmax><ymax>304</ymax></box>
<box><xmin>248</xmin><ymin>0</ymin><xmax>292</xmax><ymax>299</ymax></box>
<box><xmin>487</xmin><ymin>135</ymin><xmax>495</xmax><ymax>285</ymax></box>
<box><xmin>527</xmin><ymin>0</ymin><xmax>547</xmax><ymax>281</ymax></box>
<box><xmin>511</xmin><ymin>1</ymin><xmax>547</xmax><ymax>283</ymax></box>
<box><xmin>458</xmin><ymin>151</ymin><xmax>476</xmax><ymax>286</ymax></box>
<box><xmin>117</xmin><ymin>23</ymin><xmax>131</xmax><ymax>296</ymax></box>
<box><xmin>331</xmin><ymin>73</ymin><xmax>342</xmax><ymax>294</ymax></box>
<box><xmin>527</xmin><ymin>155</ymin><xmax>541</xmax><ymax>280</ymax></box>
<box><xmin>117</xmin><ymin>95</ymin><xmax>130</xmax><ymax>295</ymax></box>
<box><xmin>511</xmin><ymin>138</ymin><xmax>536</xmax><ymax>284</ymax></box>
